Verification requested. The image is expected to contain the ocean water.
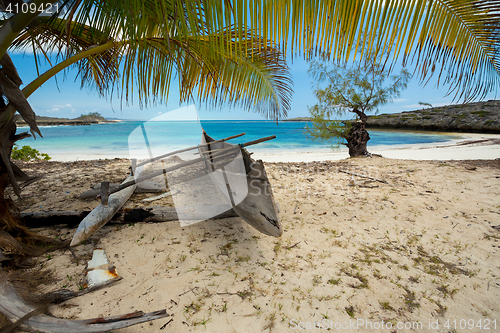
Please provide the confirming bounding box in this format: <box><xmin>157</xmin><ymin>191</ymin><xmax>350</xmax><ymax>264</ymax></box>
<box><xmin>16</xmin><ymin>120</ymin><xmax>462</xmax><ymax>160</ymax></box>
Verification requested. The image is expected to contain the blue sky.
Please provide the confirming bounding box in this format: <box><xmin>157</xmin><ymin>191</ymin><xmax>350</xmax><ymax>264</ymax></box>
<box><xmin>12</xmin><ymin>52</ymin><xmax>498</xmax><ymax>121</ymax></box>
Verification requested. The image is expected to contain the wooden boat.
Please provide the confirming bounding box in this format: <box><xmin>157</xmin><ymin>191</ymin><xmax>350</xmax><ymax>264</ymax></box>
<box><xmin>201</xmin><ymin>131</ymin><xmax>282</xmax><ymax>237</ymax></box>
<box><xmin>70</xmin><ymin>131</ymin><xmax>281</xmax><ymax>246</ymax></box>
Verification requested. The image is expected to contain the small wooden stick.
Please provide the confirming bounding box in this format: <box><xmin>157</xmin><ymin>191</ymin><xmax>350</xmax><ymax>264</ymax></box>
<box><xmin>285</xmin><ymin>241</ymin><xmax>301</xmax><ymax>250</ymax></box>
<box><xmin>338</xmin><ymin>169</ymin><xmax>388</xmax><ymax>184</ymax></box>
<box><xmin>100</xmin><ymin>181</ymin><xmax>110</xmax><ymax>205</ymax></box>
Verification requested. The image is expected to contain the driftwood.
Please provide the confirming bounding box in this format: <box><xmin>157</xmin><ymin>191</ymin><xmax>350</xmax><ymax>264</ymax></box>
<box><xmin>21</xmin><ymin>206</ymin><xmax>239</xmax><ymax>228</ymax></box>
<box><xmin>21</xmin><ymin>211</ymin><xmax>90</xmax><ymax>228</ymax></box>
<box><xmin>79</xmin><ymin>183</ymin><xmax>164</xmax><ymax>200</ymax></box>
<box><xmin>0</xmin><ymin>267</ymin><xmax>169</xmax><ymax>333</ymax></box>
<box><xmin>339</xmin><ymin>169</ymin><xmax>388</xmax><ymax>184</ymax></box>
<box><xmin>142</xmin><ymin>190</ymin><xmax>176</xmax><ymax>202</ymax></box>
<box><xmin>71</xmin><ymin>175</ymin><xmax>137</xmax><ymax>246</ymax></box>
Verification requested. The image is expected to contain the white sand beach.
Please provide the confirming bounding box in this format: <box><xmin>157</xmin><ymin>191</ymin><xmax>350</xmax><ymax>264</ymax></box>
<box><xmin>254</xmin><ymin>133</ymin><xmax>500</xmax><ymax>162</ymax></box>
<box><xmin>6</xmin><ymin>138</ymin><xmax>500</xmax><ymax>333</ymax></box>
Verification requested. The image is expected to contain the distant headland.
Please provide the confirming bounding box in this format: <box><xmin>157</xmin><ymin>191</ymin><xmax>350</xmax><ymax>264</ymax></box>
<box><xmin>367</xmin><ymin>100</ymin><xmax>500</xmax><ymax>133</ymax></box>
<box><xmin>284</xmin><ymin>100</ymin><xmax>500</xmax><ymax>133</ymax></box>
<box><xmin>282</xmin><ymin>116</ymin><xmax>312</xmax><ymax>122</ymax></box>
<box><xmin>16</xmin><ymin>113</ymin><xmax>118</xmax><ymax>127</ymax></box>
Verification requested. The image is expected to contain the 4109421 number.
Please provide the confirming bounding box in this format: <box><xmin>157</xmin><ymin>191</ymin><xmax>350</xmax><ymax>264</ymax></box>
<box><xmin>4</xmin><ymin>2</ymin><xmax>59</xmax><ymax>14</ymax></box>
<box><xmin>443</xmin><ymin>319</ymin><xmax>496</xmax><ymax>330</ymax></box>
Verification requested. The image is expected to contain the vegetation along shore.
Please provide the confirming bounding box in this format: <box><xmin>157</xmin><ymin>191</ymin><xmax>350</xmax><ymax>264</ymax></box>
<box><xmin>16</xmin><ymin>112</ymin><xmax>116</xmax><ymax>127</ymax></box>
<box><xmin>286</xmin><ymin>100</ymin><xmax>500</xmax><ymax>134</ymax></box>
<box><xmin>367</xmin><ymin>100</ymin><xmax>500</xmax><ymax>133</ymax></box>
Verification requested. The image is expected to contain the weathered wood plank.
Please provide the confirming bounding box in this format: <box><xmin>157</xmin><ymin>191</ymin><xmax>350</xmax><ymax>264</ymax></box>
<box><xmin>70</xmin><ymin>175</ymin><xmax>137</xmax><ymax>246</ymax></box>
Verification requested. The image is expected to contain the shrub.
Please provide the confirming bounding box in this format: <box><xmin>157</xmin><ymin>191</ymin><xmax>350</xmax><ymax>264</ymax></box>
<box><xmin>11</xmin><ymin>145</ymin><xmax>51</xmax><ymax>161</ymax></box>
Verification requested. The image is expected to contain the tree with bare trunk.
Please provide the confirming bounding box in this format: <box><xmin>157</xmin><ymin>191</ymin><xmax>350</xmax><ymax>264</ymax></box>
<box><xmin>306</xmin><ymin>54</ymin><xmax>411</xmax><ymax>157</ymax></box>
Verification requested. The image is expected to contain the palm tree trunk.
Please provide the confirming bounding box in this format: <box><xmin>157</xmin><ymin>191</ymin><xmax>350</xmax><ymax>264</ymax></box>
<box><xmin>0</xmin><ymin>117</ymin><xmax>15</xmax><ymax>195</ymax></box>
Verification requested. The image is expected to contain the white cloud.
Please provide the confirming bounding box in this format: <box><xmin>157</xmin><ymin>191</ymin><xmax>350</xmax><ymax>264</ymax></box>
<box><xmin>52</xmin><ymin>104</ymin><xmax>73</xmax><ymax>109</ymax></box>
<box><xmin>47</xmin><ymin>107</ymin><xmax>59</xmax><ymax>112</ymax></box>
<box><xmin>403</xmin><ymin>104</ymin><xmax>424</xmax><ymax>109</ymax></box>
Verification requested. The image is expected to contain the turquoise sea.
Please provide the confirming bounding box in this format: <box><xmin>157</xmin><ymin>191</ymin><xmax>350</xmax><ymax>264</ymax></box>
<box><xmin>16</xmin><ymin>120</ymin><xmax>462</xmax><ymax>160</ymax></box>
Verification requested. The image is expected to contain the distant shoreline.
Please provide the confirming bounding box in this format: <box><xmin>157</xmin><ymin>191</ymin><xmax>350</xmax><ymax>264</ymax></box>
<box><xmin>367</xmin><ymin>100</ymin><xmax>500</xmax><ymax>133</ymax></box>
<box><xmin>282</xmin><ymin>117</ymin><xmax>311</xmax><ymax>122</ymax></box>
<box><xmin>284</xmin><ymin>100</ymin><xmax>500</xmax><ymax>133</ymax></box>
<box><xmin>16</xmin><ymin>116</ymin><xmax>120</xmax><ymax>127</ymax></box>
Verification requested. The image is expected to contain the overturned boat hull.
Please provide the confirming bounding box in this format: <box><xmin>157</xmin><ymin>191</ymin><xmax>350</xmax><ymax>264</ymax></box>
<box><xmin>202</xmin><ymin>132</ymin><xmax>282</xmax><ymax>237</ymax></box>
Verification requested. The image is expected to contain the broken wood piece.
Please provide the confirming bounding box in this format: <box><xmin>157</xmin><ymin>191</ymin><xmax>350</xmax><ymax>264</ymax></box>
<box><xmin>100</xmin><ymin>181</ymin><xmax>109</xmax><ymax>205</ymax></box>
<box><xmin>142</xmin><ymin>189</ymin><xmax>177</xmax><ymax>202</ymax></box>
<box><xmin>358</xmin><ymin>181</ymin><xmax>379</xmax><ymax>188</ymax></box>
<box><xmin>0</xmin><ymin>267</ymin><xmax>169</xmax><ymax>333</ymax></box>
<box><xmin>44</xmin><ymin>277</ymin><xmax>123</xmax><ymax>305</ymax></box>
<box><xmin>70</xmin><ymin>175</ymin><xmax>137</xmax><ymax>247</ymax></box>
<box><xmin>339</xmin><ymin>169</ymin><xmax>388</xmax><ymax>184</ymax></box>
<box><xmin>79</xmin><ymin>183</ymin><xmax>120</xmax><ymax>200</ymax></box>
<box><xmin>122</xmin><ymin>206</ymin><xmax>238</xmax><ymax>222</ymax></box>
<box><xmin>79</xmin><ymin>183</ymin><xmax>163</xmax><ymax>200</ymax></box>
<box><xmin>21</xmin><ymin>210</ymin><xmax>90</xmax><ymax>227</ymax></box>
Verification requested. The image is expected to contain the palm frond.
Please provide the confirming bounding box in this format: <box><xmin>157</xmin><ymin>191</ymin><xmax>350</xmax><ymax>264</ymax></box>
<box><xmin>72</xmin><ymin>0</ymin><xmax>500</xmax><ymax>101</ymax></box>
<box><xmin>13</xmin><ymin>13</ymin><xmax>292</xmax><ymax>119</ymax></box>
<box><xmin>257</xmin><ymin>0</ymin><xmax>500</xmax><ymax>101</ymax></box>
<box><xmin>11</xmin><ymin>0</ymin><xmax>500</xmax><ymax>111</ymax></box>
<box><xmin>116</xmin><ymin>30</ymin><xmax>292</xmax><ymax>119</ymax></box>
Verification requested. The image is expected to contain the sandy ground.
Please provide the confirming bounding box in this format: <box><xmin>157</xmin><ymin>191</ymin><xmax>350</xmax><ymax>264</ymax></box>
<box><xmin>253</xmin><ymin>133</ymin><xmax>500</xmax><ymax>162</ymax></box>
<box><xmin>6</xmin><ymin>142</ymin><xmax>500</xmax><ymax>333</ymax></box>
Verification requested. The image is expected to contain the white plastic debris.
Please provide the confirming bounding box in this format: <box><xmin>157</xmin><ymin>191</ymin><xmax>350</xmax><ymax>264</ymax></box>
<box><xmin>85</xmin><ymin>249</ymin><xmax>119</xmax><ymax>288</ymax></box>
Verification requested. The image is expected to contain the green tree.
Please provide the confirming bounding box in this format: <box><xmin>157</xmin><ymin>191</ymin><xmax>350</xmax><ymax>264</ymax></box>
<box><xmin>306</xmin><ymin>55</ymin><xmax>411</xmax><ymax>157</ymax></box>
<box><xmin>418</xmin><ymin>102</ymin><xmax>433</xmax><ymax>109</ymax></box>
<box><xmin>11</xmin><ymin>145</ymin><xmax>51</xmax><ymax>161</ymax></box>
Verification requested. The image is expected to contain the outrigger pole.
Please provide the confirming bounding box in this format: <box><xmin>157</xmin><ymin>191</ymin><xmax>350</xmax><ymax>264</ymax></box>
<box><xmin>100</xmin><ymin>135</ymin><xmax>276</xmax><ymax>203</ymax></box>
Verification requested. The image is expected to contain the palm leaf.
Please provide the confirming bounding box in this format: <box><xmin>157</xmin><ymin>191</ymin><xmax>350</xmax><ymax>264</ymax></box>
<box><xmin>66</xmin><ymin>0</ymin><xmax>500</xmax><ymax>101</ymax></box>
<box><xmin>234</xmin><ymin>0</ymin><xmax>498</xmax><ymax>101</ymax></box>
<box><xmin>12</xmin><ymin>13</ymin><xmax>292</xmax><ymax>119</ymax></box>
<box><xmin>9</xmin><ymin>0</ymin><xmax>500</xmax><ymax>112</ymax></box>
